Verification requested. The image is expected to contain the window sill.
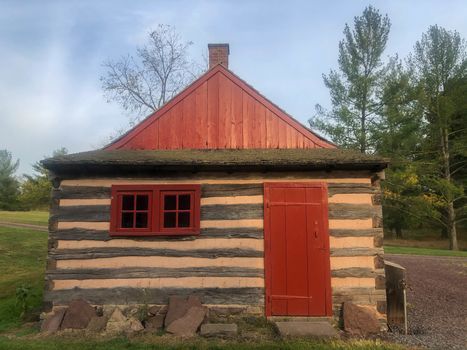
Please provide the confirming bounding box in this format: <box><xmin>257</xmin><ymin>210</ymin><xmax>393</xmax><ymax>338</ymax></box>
<box><xmin>109</xmin><ymin>230</ymin><xmax>200</xmax><ymax>237</ymax></box>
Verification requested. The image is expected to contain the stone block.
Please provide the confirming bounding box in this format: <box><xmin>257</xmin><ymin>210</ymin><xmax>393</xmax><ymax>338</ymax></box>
<box><xmin>86</xmin><ymin>315</ymin><xmax>108</xmax><ymax>332</ymax></box>
<box><xmin>166</xmin><ymin>306</ymin><xmax>206</xmax><ymax>336</ymax></box>
<box><xmin>275</xmin><ymin>321</ymin><xmax>338</xmax><ymax>338</ymax></box>
<box><xmin>164</xmin><ymin>295</ymin><xmax>202</xmax><ymax>327</ymax></box>
<box><xmin>200</xmin><ymin>323</ymin><xmax>238</xmax><ymax>337</ymax></box>
<box><xmin>60</xmin><ymin>299</ymin><xmax>96</xmax><ymax>330</ymax></box>
<box><xmin>343</xmin><ymin>302</ymin><xmax>381</xmax><ymax>336</ymax></box>
<box><xmin>144</xmin><ymin>314</ymin><xmax>165</xmax><ymax>331</ymax></box>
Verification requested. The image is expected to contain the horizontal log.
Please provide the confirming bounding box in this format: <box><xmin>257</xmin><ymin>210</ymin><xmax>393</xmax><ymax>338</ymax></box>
<box><xmin>52</xmin><ymin>183</ymin><xmax>380</xmax><ymax>202</ymax></box>
<box><xmin>329</xmin><ymin>228</ymin><xmax>383</xmax><ymax>237</ymax></box>
<box><xmin>51</xmin><ymin>227</ymin><xmax>264</xmax><ymax>241</ymax></box>
<box><xmin>330</xmin><ymin>247</ymin><xmax>383</xmax><ymax>257</ymax></box>
<box><xmin>49</xmin><ymin>247</ymin><xmax>264</xmax><ymax>260</ymax></box>
<box><xmin>56</xmin><ymin>237</ymin><xmax>263</xmax><ymax>251</ymax></box>
<box><xmin>202</xmin><ymin>184</ymin><xmax>263</xmax><ymax>198</ymax></box>
<box><xmin>52</xmin><ymin>205</ymin><xmax>110</xmax><ymax>222</ymax></box>
<box><xmin>327</xmin><ymin>183</ymin><xmax>378</xmax><ymax>195</ymax></box>
<box><xmin>201</xmin><ymin>204</ymin><xmax>263</xmax><ymax>220</ymax></box>
<box><xmin>54</xmin><ymin>203</ymin><xmax>265</xmax><ymax>222</ymax></box>
<box><xmin>200</xmin><ymin>227</ymin><xmax>263</xmax><ymax>239</ymax></box>
<box><xmin>328</xmin><ymin>203</ymin><xmax>378</xmax><ymax>219</ymax></box>
<box><xmin>44</xmin><ymin>287</ymin><xmax>265</xmax><ymax>306</ymax></box>
<box><xmin>55</xmin><ymin>186</ymin><xmax>111</xmax><ymax>199</ymax></box>
<box><xmin>48</xmin><ymin>266</ymin><xmax>380</xmax><ymax>280</ymax></box>
<box><xmin>332</xmin><ymin>287</ymin><xmax>386</xmax><ymax>304</ymax></box>
<box><xmin>47</xmin><ymin>266</ymin><xmax>264</xmax><ymax>280</ymax></box>
<box><xmin>52</xmin><ymin>276</ymin><xmax>264</xmax><ymax>290</ymax></box>
<box><xmin>56</xmin><ymin>184</ymin><xmax>264</xmax><ymax>201</ymax></box>
<box><xmin>331</xmin><ymin>267</ymin><xmax>380</xmax><ymax>278</ymax></box>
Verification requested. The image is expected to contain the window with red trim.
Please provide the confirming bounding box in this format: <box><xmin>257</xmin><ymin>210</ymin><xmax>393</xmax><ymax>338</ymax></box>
<box><xmin>110</xmin><ymin>185</ymin><xmax>200</xmax><ymax>236</ymax></box>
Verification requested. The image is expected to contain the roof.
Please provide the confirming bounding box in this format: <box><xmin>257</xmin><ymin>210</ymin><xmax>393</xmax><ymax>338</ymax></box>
<box><xmin>104</xmin><ymin>64</ymin><xmax>336</xmax><ymax>150</ymax></box>
<box><xmin>42</xmin><ymin>149</ymin><xmax>388</xmax><ymax>175</ymax></box>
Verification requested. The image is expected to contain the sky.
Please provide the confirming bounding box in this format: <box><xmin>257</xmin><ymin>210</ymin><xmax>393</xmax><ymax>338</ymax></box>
<box><xmin>1</xmin><ymin>0</ymin><xmax>466</xmax><ymax>175</ymax></box>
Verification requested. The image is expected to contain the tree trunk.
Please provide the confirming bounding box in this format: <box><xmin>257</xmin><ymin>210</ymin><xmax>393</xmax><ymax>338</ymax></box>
<box><xmin>447</xmin><ymin>202</ymin><xmax>458</xmax><ymax>250</ymax></box>
<box><xmin>440</xmin><ymin>125</ymin><xmax>458</xmax><ymax>250</ymax></box>
<box><xmin>360</xmin><ymin>104</ymin><xmax>367</xmax><ymax>153</ymax></box>
<box><xmin>395</xmin><ymin>224</ymin><xmax>403</xmax><ymax>239</ymax></box>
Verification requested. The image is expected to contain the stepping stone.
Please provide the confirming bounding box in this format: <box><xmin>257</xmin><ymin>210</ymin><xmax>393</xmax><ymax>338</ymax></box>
<box><xmin>41</xmin><ymin>308</ymin><xmax>66</xmax><ymax>333</ymax></box>
<box><xmin>275</xmin><ymin>321</ymin><xmax>338</xmax><ymax>338</ymax></box>
<box><xmin>200</xmin><ymin>323</ymin><xmax>238</xmax><ymax>337</ymax></box>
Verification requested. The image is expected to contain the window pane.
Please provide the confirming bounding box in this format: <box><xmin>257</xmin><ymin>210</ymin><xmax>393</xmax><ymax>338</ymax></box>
<box><xmin>135</xmin><ymin>212</ymin><xmax>148</xmax><ymax>228</ymax></box>
<box><xmin>136</xmin><ymin>195</ymin><xmax>149</xmax><ymax>210</ymax></box>
<box><xmin>121</xmin><ymin>212</ymin><xmax>134</xmax><ymax>228</ymax></box>
<box><xmin>179</xmin><ymin>194</ymin><xmax>191</xmax><ymax>210</ymax></box>
<box><xmin>178</xmin><ymin>212</ymin><xmax>191</xmax><ymax>227</ymax></box>
<box><xmin>164</xmin><ymin>212</ymin><xmax>176</xmax><ymax>228</ymax></box>
<box><xmin>164</xmin><ymin>195</ymin><xmax>177</xmax><ymax>210</ymax></box>
<box><xmin>122</xmin><ymin>195</ymin><xmax>134</xmax><ymax>210</ymax></box>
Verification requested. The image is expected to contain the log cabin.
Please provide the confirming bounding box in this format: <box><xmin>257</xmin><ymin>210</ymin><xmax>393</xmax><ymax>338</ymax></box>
<box><xmin>42</xmin><ymin>43</ymin><xmax>388</xmax><ymax>325</ymax></box>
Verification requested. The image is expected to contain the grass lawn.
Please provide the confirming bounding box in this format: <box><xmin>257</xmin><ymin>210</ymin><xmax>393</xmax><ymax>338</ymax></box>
<box><xmin>0</xmin><ymin>336</ymin><xmax>405</xmax><ymax>350</ymax></box>
<box><xmin>0</xmin><ymin>226</ymin><xmax>48</xmax><ymax>332</ymax></box>
<box><xmin>384</xmin><ymin>245</ymin><xmax>467</xmax><ymax>257</ymax></box>
<box><xmin>0</xmin><ymin>211</ymin><xmax>48</xmax><ymax>226</ymax></box>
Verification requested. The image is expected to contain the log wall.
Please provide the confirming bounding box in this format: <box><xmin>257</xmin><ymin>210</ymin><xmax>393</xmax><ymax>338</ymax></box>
<box><xmin>45</xmin><ymin>170</ymin><xmax>386</xmax><ymax>321</ymax></box>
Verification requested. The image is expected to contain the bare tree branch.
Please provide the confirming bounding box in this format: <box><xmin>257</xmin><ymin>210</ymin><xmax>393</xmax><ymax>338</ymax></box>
<box><xmin>100</xmin><ymin>24</ymin><xmax>204</xmax><ymax>127</ymax></box>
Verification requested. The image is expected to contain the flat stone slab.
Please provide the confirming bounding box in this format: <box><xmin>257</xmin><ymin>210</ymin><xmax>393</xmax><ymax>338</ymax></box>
<box><xmin>200</xmin><ymin>323</ymin><xmax>238</xmax><ymax>337</ymax></box>
<box><xmin>41</xmin><ymin>308</ymin><xmax>66</xmax><ymax>333</ymax></box>
<box><xmin>275</xmin><ymin>321</ymin><xmax>339</xmax><ymax>338</ymax></box>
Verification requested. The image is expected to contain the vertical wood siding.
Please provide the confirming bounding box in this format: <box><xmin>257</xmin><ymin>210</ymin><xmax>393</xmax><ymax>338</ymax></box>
<box><xmin>105</xmin><ymin>67</ymin><xmax>334</xmax><ymax>151</ymax></box>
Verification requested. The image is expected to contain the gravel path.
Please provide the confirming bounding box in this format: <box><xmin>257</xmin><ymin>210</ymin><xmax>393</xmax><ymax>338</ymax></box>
<box><xmin>384</xmin><ymin>254</ymin><xmax>467</xmax><ymax>350</ymax></box>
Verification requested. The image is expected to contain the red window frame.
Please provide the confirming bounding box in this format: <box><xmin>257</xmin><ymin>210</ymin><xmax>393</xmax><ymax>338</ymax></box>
<box><xmin>110</xmin><ymin>184</ymin><xmax>200</xmax><ymax>237</ymax></box>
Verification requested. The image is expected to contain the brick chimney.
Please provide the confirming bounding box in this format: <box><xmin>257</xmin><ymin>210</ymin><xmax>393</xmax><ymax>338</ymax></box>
<box><xmin>208</xmin><ymin>43</ymin><xmax>229</xmax><ymax>69</ymax></box>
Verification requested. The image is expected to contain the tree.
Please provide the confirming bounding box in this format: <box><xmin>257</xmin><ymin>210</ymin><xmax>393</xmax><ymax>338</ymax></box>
<box><xmin>410</xmin><ymin>25</ymin><xmax>467</xmax><ymax>250</ymax></box>
<box><xmin>101</xmin><ymin>24</ymin><xmax>202</xmax><ymax>125</ymax></box>
<box><xmin>373</xmin><ymin>61</ymin><xmax>433</xmax><ymax>238</ymax></box>
<box><xmin>382</xmin><ymin>165</ymin><xmax>443</xmax><ymax>238</ymax></box>
<box><xmin>19</xmin><ymin>148</ymin><xmax>68</xmax><ymax>210</ymax></box>
<box><xmin>310</xmin><ymin>6</ymin><xmax>391</xmax><ymax>153</ymax></box>
<box><xmin>0</xmin><ymin>150</ymin><xmax>20</xmax><ymax>210</ymax></box>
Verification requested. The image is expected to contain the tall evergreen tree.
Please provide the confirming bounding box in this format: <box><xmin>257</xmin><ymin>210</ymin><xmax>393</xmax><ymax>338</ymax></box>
<box><xmin>0</xmin><ymin>150</ymin><xmax>20</xmax><ymax>210</ymax></box>
<box><xmin>411</xmin><ymin>25</ymin><xmax>466</xmax><ymax>250</ymax></box>
<box><xmin>20</xmin><ymin>148</ymin><xmax>68</xmax><ymax>210</ymax></box>
<box><xmin>310</xmin><ymin>6</ymin><xmax>391</xmax><ymax>153</ymax></box>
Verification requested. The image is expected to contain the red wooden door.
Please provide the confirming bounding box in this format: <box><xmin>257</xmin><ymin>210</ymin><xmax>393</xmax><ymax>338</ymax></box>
<box><xmin>264</xmin><ymin>183</ymin><xmax>332</xmax><ymax>317</ymax></box>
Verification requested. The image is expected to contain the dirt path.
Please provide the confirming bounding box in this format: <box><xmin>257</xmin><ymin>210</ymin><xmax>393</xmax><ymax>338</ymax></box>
<box><xmin>384</xmin><ymin>254</ymin><xmax>467</xmax><ymax>349</ymax></box>
<box><xmin>0</xmin><ymin>221</ymin><xmax>48</xmax><ymax>232</ymax></box>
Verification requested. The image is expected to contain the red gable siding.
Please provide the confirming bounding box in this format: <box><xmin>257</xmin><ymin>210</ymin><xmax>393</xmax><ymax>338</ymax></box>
<box><xmin>106</xmin><ymin>65</ymin><xmax>335</xmax><ymax>150</ymax></box>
